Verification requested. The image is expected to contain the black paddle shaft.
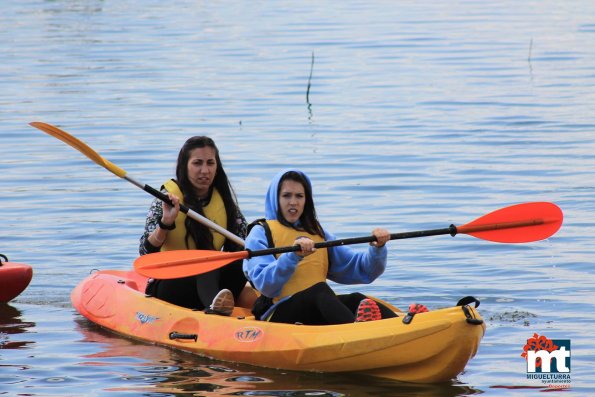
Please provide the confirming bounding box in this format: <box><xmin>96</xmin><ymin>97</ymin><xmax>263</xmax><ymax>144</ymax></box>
<box><xmin>247</xmin><ymin>225</ymin><xmax>458</xmax><ymax>258</ymax></box>
<box><xmin>143</xmin><ymin>184</ymin><xmax>194</xmax><ymax>216</ymax></box>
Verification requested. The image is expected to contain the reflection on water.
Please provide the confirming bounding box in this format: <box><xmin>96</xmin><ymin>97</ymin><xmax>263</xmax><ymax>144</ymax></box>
<box><xmin>0</xmin><ymin>304</ymin><xmax>36</xmax><ymax>350</ymax></box>
<box><xmin>6</xmin><ymin>305</ymin><xmax>482</xmax><ymax>396</ymax></box>
<box><xmin>74</xmin><ymin>318</ymin><xmax>480</xmax><ymax>397</ymax></box>
<box><xmin>76</xmin><ymin>319</ymin><xmax>338</xmax><ymax>396</ymax></box>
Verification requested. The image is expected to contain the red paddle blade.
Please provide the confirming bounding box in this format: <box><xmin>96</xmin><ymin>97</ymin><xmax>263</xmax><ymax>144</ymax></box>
<box><xmin>134</xmin><ymin>250</ymin><xmax>249</xmax><ymax>279</ymax></box>
<box><xmin>456</xmin><ymin>202</ymin><xmax>563</xmax><ymax>243</ymax></box>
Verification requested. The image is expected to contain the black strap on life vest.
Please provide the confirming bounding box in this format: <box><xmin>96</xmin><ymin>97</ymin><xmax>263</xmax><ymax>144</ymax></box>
<box><xmin>245</xmin><ymin>218</ymin><xmax>273</xmax><ymax>301</ymax></box>
<box><xmin>247</xmin><ymin>218</ymin><xmax>274</xmax><ymax>249</ymax></box>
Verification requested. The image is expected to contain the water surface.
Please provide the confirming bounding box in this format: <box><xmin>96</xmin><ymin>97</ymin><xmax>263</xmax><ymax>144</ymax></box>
<box><xmin>1</xmin><ymin>0</ymin><xmax>594</xmax><ymax>395</ymax></box>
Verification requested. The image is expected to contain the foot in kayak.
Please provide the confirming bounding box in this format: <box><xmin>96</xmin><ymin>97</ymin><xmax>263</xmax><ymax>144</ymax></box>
<box><xmin>355</xmin><ymin>298</ymin><xmax>382</xmax><ymax>322</ymax></box>
<box><xmin>401</xmin><ymin>303</ymin><xmax>430</xmax><ymax>324</ymax></box>
<box><xmin>408</xmin><ymin>303</ymin><xmax>429</xmax><ymax>314</ymax></box>
<box><xmin>205</xmin><ymin>289</ymin><xmax>234</xmax><ymax>316</ymax></box>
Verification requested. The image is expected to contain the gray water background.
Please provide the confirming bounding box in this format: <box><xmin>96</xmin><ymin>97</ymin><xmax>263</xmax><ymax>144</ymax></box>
<box><xmin>1</xmin><ymin>1</ymin><xmax>594</xmax><ymax>396</ymax></box>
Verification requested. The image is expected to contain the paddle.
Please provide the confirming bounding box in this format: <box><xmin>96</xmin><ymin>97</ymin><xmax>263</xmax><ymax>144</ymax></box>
<box><xmin>29</xmin><ymin>121</ymin><xmax>245</xmax><ymax>247</ymax></box>
<box><xmin>134</xmin><ymin>201</ymin><xmax>563</xmax><ymax>279</ymax></box>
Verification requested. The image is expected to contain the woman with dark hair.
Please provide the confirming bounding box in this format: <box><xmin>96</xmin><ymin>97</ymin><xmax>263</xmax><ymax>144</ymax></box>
<box><xmin>243</xmin><ymin>169</ymin><xmax>404</xmax><ymax>325</ymax></box>
<box><xmin>139</xmin><ymin>136</ymin><xmax>247</xmax><ymax>314</ymax></box>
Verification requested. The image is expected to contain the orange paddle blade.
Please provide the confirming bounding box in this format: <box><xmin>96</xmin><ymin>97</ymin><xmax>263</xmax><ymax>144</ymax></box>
<box><xmin>29</xmin><ymin>122</ymin><xmax>127</xmax><ymax>177</ymax></box>
<box><xmin>456</xmin><ymin>202</ymin><xmax>563</xmax><ymax>243</ymax></box>
<box><xmin>134</xmin><ymin>250</ymin><xmax>249</xmax><ymax>279</ymax></box>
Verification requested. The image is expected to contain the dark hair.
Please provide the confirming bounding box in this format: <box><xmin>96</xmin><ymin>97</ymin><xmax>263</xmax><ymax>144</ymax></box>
<box><xmin>175</xmin><ymin>136</ymin><xmax>242</xmax><ymax>250</ymax></box>
<box><xmin>276</xmin><ymin>171</ymin><xmax>324</xmax><ymax>238</ymax></box>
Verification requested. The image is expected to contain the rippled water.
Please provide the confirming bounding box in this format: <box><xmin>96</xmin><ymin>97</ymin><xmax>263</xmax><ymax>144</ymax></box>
<box><xmin>2</xmin><ymin>0</ymin><xmax>595</xmax><ymax>395</ymax></box>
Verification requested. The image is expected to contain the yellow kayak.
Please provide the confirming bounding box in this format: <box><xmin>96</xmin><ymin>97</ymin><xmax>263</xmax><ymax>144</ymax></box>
<box><xmin>71</xmin><ymin>269</ymin><xmax>485</xmax><ymax>383</ymax></box>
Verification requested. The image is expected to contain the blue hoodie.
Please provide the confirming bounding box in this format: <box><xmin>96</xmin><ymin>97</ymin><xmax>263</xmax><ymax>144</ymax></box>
<box><xmin>243</xmin><ymin>169</ymin><xmax>388</xmax><ymax>299</ymax></box>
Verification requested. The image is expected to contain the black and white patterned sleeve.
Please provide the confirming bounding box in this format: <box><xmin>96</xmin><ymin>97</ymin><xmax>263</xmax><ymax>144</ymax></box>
<box><xmin>236</xmin><ymin>209</ymin><xmax>248</xmax><ymax>240</ymax></box>
<box><xmin>139</xmin><ymin>197</ymin><xmax>164</xmax><ymax>256</ymax></box>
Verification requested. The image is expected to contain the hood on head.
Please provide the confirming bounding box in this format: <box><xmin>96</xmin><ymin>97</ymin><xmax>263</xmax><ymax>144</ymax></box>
<box><xmin>264</xmin><ymin>169</ymin><xmax>312</xmax><ymax>221</ymax></box>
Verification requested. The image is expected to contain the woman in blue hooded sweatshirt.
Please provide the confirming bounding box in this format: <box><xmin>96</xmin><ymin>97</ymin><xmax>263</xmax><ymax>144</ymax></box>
<box><xmin>243</xmin><ymin>169</ymin><xmax>400</xmax><ymax>325</ymax></box>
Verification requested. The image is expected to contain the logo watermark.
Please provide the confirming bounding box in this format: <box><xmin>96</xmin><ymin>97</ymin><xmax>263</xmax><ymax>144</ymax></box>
<box><xmin>234</xmin><ymin>326</ymin><xmax>263</xmax><ymax>342</ymax></box>
<box><xmin>522</xmin><ymin>333</ymin><xmax>571</xmax><ymax>389</ymax></box>
<box><xmin>136</xmin><ymin>311</ymin><xmax>159</xmax><ymax>324</ymax></box>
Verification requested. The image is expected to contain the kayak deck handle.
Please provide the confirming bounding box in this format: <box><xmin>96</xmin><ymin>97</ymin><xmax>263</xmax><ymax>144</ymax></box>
<box><xmin>169</xmin><ymin>331</ymin><xmax>198</xmax><ymax>342</ymax></box>
<box><xmin>461</xmin><ymin>305</ymin><xmax>484</xmax><ymax>325</ymax></box>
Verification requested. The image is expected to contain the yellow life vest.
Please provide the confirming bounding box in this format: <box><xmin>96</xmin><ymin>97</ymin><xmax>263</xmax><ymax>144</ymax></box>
<box><xmin>267</xmin><ymin>220</ymin><xmax>328</xmax><ymax>302</ymax></box>
<box><xmin>161</xmin><ymin>179</ymin><xmax>227</xmax><ymax>252</ymax></box>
